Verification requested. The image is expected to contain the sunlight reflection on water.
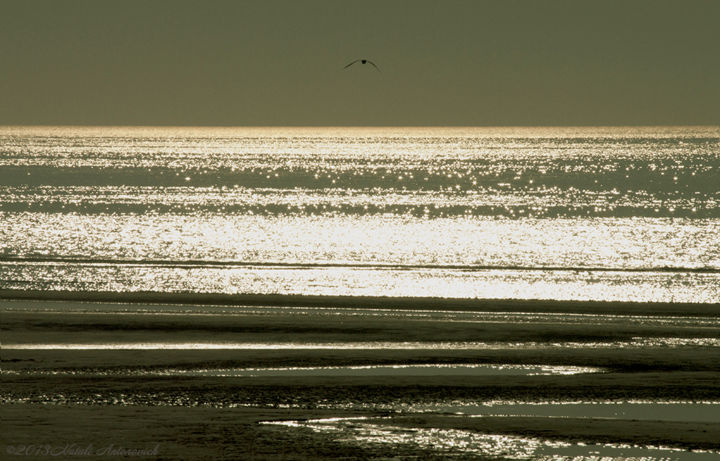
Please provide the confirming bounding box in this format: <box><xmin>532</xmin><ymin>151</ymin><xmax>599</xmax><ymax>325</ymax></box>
<box><xmin>262</xmin><ymin>417</ymin><xmax>720</xmax><ymax>460</ymax></box>
<box><xmin>2</xmin><ymin>262</ymin><xmax>720</xmax><ymax>302</ymax></box>
<box><xmin>1</xmin><ymin>126</ymin><xmax>719</xmax><ymax>303</ymax></box>
<box><xmin>1</xmin><ymin>364</ymin><xmax>603</xmax><ymax>378</ymax></box>
<box><xmin>417</xmin><ymin>401</ymin><xmax>720</xmax><ymax>423</ymax></box>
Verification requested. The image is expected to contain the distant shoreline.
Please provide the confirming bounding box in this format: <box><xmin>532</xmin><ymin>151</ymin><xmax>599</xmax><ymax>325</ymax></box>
<box><xmin>2</xmin><ymin>289</ymin><xmax>719</xmax><ymax>316</ymax></box>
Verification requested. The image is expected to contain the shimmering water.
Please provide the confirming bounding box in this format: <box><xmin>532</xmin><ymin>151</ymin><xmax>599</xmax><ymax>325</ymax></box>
<box><xmin>1</xmin><ymin>126</ymin><xmax>719</xmax><ymax>301</ymax></box>
<box><xmin>0</xmin><ymin>364</ymin><xmax>602</xmax><ymax>377</ymax></box>
<box><xmin>420</xmin><ymin>400</ymin><xmax>720</xmax><ymax>423</ymax></box>
<box><xmin>263</xmin><ymin>417</ymin><xmax>720</xmax><ymax>460</ymax></box>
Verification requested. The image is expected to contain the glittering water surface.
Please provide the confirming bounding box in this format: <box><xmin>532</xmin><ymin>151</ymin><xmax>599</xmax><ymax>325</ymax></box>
<box><xmin>263</xmin><ymin>417</ymin><xmax>720</xmax><ymax>461</ymax></box>
<box><xmin>417</xmin><ymin>400</ymin><xmax>720</xmax><ymax>423</ymax></box>
<box><xmin>1</xmin><ymin>126</ymin><xmax>719</xmax><ymax>301</ymax></box>
<box><xmin>1</xmin><ymin>364</ymin><xmax>602</xmax><ymax>377</ymax></box>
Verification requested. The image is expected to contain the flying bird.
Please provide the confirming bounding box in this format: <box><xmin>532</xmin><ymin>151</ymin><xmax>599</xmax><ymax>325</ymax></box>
<box><xmin>344</xmin><ymin>59</ymin><xmax>381</xmax><ymax>72</ymax></box>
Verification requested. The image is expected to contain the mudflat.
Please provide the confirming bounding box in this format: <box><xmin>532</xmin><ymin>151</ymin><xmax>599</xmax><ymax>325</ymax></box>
<box><xmin>2</xmin><ymin>294</ymin><xmax>720</xmax><ymax>459</ymax></box>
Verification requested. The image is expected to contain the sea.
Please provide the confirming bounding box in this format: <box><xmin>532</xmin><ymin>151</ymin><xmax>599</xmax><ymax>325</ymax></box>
<box><xmin>1</xmin><ymin>125</ymin><xmax>719</xmax><ymax>303</ymax></box>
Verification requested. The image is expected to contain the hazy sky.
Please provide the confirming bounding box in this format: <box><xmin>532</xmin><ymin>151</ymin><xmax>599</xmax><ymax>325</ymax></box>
<box><xmin>2</xmin><ymin>0</ymin><xmax>719</xmax><ymax>126</ymax></box>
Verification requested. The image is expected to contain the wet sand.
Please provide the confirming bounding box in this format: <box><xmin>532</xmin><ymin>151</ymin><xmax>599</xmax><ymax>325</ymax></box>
<box><xmin>2</xmin><ymin>292</ymin><xmax>720</xmax><ymax>459</ymax></box>
<box><xmin>4</xmin><ymin>288</ymin><xmax>720</xmax><ymax>316</ymax></box>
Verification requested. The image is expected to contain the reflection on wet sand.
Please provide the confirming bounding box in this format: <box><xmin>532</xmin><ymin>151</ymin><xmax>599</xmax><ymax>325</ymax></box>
<box><xmin>420</xmin><ymin>400</ymin><xmax>720</xmax><ymax>423</ymax></box>
<box><xmin>263</xmin><ymin>416</ymin><xmax>720</xmax><ymax>461</ymax></box>
<box><xmin>5</xmin><ymin>337</ymin><xmax>719</xmax><ymax>349</ymax></box>
<box><xmin>2</xmin><ymin>297</ymin><xmax>719</xmax><ymax>459</ymax></box>
<box><xmin>2</xmin><ymin>363</ymin><xmax>603</xmax><ymax>377</ymax></box>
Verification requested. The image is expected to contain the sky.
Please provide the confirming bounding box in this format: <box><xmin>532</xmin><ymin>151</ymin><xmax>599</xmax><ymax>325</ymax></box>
<box><xmin>1</xmin><ymin>0</ymin><xmax>719</xmax><ymax>126</ymax></box>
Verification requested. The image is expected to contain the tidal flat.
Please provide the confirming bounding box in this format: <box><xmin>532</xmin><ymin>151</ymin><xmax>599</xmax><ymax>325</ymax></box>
<box><xmin>2</xmin><ymin>293</ymin><xmax>720</xmax><ymax>460</ymax></box>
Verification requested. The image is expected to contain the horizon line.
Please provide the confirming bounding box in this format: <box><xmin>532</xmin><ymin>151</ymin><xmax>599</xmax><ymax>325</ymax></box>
<box><xmin>1</xmin><ymin>124</ymin><xmax>719</xmax><ymax>129</ymax></box>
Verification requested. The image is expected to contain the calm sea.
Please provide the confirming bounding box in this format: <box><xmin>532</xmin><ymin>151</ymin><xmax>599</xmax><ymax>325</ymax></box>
<box><xmin>1</xmin><ymin>126</ymin><xmax>718</xmax><ymax>302</ymax></box>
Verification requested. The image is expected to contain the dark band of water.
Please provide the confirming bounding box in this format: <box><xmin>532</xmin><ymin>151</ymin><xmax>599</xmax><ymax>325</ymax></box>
<box><xmin>1</xmin><ymin>256</ymin><xmax>717</xmax><ymax>274</ymax></box>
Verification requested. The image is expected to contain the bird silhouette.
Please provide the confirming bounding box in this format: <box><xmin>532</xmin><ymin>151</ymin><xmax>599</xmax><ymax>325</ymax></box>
<box><xmin>344</xmin><ymin>59</ymin><xmax>381</xmax><ymax>72</ymax></box>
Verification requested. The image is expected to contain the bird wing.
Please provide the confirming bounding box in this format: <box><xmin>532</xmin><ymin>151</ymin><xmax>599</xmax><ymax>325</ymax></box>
<box><xmin>366</xmin><ymin>60</ymin><xmax>381</xmax><ymax>72</ymax></box>
<box><xmin>344</xmin><ymin>60</ymin><xmax>361</xmax><ymax>69</ymax></box>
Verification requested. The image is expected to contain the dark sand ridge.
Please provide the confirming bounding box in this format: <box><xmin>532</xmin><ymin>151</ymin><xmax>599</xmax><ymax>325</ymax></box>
<box><xmin>3</xmin><ymin>289</ymin><xmax>720</xmax><ymax>316</ymax></box>
<box><xmin>1</xmin><ymin>404</ymin><xmax>398</xmax><ymax>461</ymax></box>
<box><xmin>3</xmin><ymin>296</ymin><xmax>720</xmax><ymax>373</ymax></box>
<box><xmin>2</xmin><ymin>292</ymin><xmax>720</xmax><ymax>459</ymax></box>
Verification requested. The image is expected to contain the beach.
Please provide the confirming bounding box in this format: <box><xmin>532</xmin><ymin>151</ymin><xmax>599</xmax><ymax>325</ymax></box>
<box><xmin>2</xmin><ymin>126</ymin><xmax>719</xmax><ymax>459</ymax></box>
<box><xmin>2</xmin><ymin>0</ymin><xmax>720</xmax><ymax>453</ymax></box>
<box><xmin>3</xmin><ymin>292</ymin><xmax>720</xmax><ymax>460</ymax></box>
